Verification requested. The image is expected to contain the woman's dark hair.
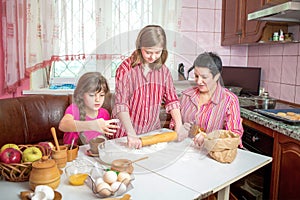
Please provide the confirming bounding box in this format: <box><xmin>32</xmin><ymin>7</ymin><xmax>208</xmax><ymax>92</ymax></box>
<box><xmin>193</xmin><ymin>52</ymin><xmax>222</xmax><ymax>77</ymax></box>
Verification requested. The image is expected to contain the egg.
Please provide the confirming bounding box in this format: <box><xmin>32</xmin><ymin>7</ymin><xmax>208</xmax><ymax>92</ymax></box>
<box><xmin>111</xmin><ymin>181</ymin><xmax>127</xmax><ymax>195</ymax></box>
<box><xmin>34</xmin><ymin>185</ymin><xmax>55</xmax><ymax>200</ymax></box>
<box><xmin>95</xmin><ymin>177</ymin><xmax>104</xmax><ymax>185</ymax></box>
<box><xmin>96</xmin><ymin>182</ymin><xmax>112</xmax><ymax>197</ymax></box>
<box><xmin>117</xmin><ymin>171</ymin><xmax>131</xmax><ymax>185</ymax></box>
<box><xmin>103</xmin><ymin>170</ymin><xmax>117</xmax><ymax>184</ymax></box>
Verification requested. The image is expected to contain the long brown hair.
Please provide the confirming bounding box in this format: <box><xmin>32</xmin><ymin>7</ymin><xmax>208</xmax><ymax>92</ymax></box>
<box><xmin>130</xmin><ymin>25</ymin><xmax>168</xmax><ymax>69</ymax></box>
<box><xmin>73</xmin><ymin>72</ymin><xmax>109</xmax><ymax>121</ymax></box>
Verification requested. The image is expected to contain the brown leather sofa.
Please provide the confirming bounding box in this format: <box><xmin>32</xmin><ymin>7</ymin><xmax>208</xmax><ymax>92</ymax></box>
<box><xmin>0</xmin><ymin>94</ymin><xmax>114</xmax><ymax>147</ymax></box>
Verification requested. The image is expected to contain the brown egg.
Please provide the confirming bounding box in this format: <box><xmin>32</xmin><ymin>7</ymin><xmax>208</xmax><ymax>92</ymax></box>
<box><xmin>96</xmin><ymin>182</ymin><xmax>112</xmax><ymax>197</ymax></box>
<box><xmin>117</xmin><ymin>171</ymin><xmax>131</xmax><ymax>186</ymax></box>
<box><xmin>111</xmin><ymin>181</ymin><xmax>127</xmax><ymax>195</ymax></box>
<box><xmin>103</xmin><ymin>171</ymin><xmax>117</xmax><ymax>184</ymax></box>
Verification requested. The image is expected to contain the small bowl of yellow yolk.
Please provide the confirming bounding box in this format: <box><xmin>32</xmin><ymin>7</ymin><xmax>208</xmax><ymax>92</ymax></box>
<box><xmin>65</xmin><ymin>165</ymin><xmax>91</xmax><ymax>186</ymax></box>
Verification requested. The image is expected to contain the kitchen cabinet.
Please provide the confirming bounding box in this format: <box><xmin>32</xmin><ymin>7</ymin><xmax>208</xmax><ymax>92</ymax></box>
<box><xmin>242</xmin><ymin>118</ymin><xmax>300</xmax><ymax>200</ymax></box>
<box><xmin>221</xmin><ymin>0</ymin><xmax>242</xmax><ymax>45</ymax></box>
<box><xmin>272</xmin><ymin>133</ymin><xmax>300</xmax><ymax>200</ymax></box>
<box><xmin>221</xmin><ymin>0</ymin><xmax>290</xmax><ymax>45</ymax></box>
<box><xmin>221</xmin><ymin>0</ymin><xmax>267</xmax><ymax>45</ymax></box>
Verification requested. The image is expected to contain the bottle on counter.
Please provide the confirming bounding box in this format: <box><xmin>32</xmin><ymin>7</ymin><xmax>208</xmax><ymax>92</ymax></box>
<box><xmin>273</xmin><ymin>32</ymin><xmax>279</xmax><ymax>41</ymax></box>
<box><xmin>279</xmin><ymin>29</ymin><xmax>284</xmax><ymax>41</ymax></box>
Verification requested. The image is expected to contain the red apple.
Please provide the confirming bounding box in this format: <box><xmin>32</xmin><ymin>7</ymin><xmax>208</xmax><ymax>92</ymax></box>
<box><xmin>38</xmin><ymin>142</ymin><xmax>55</xmax><ymax>156</ymax></box>
<box><xmin>0</xmin><ymin>147</ymin><xmax>22</xmax><ymax>164</ymax></box>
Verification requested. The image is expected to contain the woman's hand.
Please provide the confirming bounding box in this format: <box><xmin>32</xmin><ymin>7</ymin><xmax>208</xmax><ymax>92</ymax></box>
<box><xmin>96</xmin><ymin>118</ymin><xmax>120</xmax><ymax>136</ymax></box>
<box><xmin>127</xmin><ymin>134</ymin><xmax>142</xmax><ymax>149</ymax></box>
<box><xmin>193</xmin><ymin>132</ymin><xmax>206</xmax><ymax>147</ymax></box>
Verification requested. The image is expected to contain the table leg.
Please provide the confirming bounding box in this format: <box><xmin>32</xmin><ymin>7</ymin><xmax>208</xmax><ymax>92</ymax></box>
<box><xmin>217</xmin><ymin>186</ymin><xmax>230</xmax><ymax>200</ymax></box>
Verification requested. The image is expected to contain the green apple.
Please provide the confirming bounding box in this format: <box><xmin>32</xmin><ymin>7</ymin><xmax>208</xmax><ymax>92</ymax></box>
<box><xmin>0</xmin><ymin>143</ymin><xmax>20</xmax><ymax>153</ymax></box>
<box><xmin>22</xmin><ymin>147</ymin><xmax>43</xmax><ymax>162</ymax></box>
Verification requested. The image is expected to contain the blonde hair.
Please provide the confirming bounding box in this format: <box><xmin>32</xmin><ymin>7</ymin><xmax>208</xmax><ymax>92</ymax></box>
<box><xmin>73</xmin><ymin>72</ymin><xmax>109</xmax><ymax>120</ymax></box>
<box><xmin>130</xmin><ymin>25</ymin><xmax>168</xmax><ymax>69</ymax></box>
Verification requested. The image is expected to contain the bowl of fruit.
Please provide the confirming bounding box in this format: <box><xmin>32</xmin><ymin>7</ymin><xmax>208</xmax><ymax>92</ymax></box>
<box><xmin>0</xmin><ymin>143</ymin><xmax>51</xmax><ymax>182</ymax></box>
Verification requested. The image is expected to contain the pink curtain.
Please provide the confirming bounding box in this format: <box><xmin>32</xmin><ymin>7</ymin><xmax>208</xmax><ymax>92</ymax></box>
<box><xmin>0</xmin><ymin>0</ymin><xmax>182</xmax><ymax>94</ymax></box>
<box><xmin>1</xmin><ymin>0</ymin><xmax>109</xmax><ymax>93</ymax></box>
<box><xmin>1</xmin><ymin>0</ymin><xmax>27</xmax><ymax>94</ymax></box>
<box><xmin>0</xmin><ymin>0</ymin><xmax>4</xmax><ymax>94</ymax></box>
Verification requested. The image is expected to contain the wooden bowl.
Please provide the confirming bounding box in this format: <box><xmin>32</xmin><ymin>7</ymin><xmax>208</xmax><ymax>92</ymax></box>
<box><xmin>111</xmin><ymin>159</ymin><xmax>134</xmax><ymax>174</ymax></box>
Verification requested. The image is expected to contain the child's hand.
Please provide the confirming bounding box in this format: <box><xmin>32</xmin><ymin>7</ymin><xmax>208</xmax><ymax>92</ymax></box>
<box><xmin>96</xmin><ymin>118</ymin><xmax>120</xmax><ymax>136</ymax></box>
<box><xmin>127</xmin><ymin>134</ymin><xmax>142</xmax><ymax>149</ymax></box>
<box><xmin>176</xmin><ymin>123</ymin><xmax>189</xmax><ymax>142</ymax></box>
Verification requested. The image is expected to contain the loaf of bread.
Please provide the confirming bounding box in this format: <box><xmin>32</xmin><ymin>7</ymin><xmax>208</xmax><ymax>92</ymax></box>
<box><xmin>140</xmin><ymin>132</ymin><xmax>178</xmax><ymax>147</ymax></box>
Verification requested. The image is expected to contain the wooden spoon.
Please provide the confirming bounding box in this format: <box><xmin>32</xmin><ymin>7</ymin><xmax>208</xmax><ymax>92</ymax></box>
<box><xmin>130</xmin><ymin>156</ymin><xmax>148</xmax><ymax>164</ymax></box>
<box><xmin>51</xmin><ymin>127</ymin><xmax>60</xmax><ymax>151</ymax></box>
<box><xmin>113</xmin><ymin>156</ymin><xmax>148</xmax><ymax>167</ymax></box>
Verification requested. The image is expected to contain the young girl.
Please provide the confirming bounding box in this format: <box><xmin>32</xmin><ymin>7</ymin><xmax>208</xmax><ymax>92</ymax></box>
<box><xmin>59</xmin><ymin>72</ymin><xmax>119</xmax><ymax>145</ymax></box>
<box><xmin>112</xmin><ymin>25</ymin><xmax>182</xmax><ymax>149</ymax></box>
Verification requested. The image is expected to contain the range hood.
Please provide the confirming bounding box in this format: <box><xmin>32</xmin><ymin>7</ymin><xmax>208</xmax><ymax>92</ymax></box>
<box><xmin>248</xmin><ymin>1</ymin><xmax>300</xmax><ymax>23</ymax></box>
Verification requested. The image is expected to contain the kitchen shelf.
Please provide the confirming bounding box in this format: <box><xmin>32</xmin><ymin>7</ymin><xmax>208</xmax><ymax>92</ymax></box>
<box><xmin>257</xmin><ymin>40</ymin><xmax>299</xmax><ymax>44</ymax></box>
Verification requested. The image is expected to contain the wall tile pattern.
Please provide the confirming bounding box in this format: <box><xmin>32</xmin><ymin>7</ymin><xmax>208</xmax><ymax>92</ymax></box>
<box><xmin>180</xmin><ymin>0</ymin><xmax>300</xmax><ymax>104</ymax></box>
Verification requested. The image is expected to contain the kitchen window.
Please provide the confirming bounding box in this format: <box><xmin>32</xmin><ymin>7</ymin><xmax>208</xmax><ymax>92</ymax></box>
<box><xmin>44</xmin><ymin>0</ymin><xmax>182</xmax><ymax>91</ymax></box>
<box><xmin>48</xmin><ymin>0</ymin><xmax>152</xmax><ymax>89</ymax></box>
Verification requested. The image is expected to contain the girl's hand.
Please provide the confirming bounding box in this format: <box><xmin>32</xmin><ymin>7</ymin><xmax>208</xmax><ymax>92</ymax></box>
<box><xmin>97</xmin><ymin>118</ymin><xmax>120</xmax><ymax>136</ymax></box>
<box><xmin>176</xmin><ymin>123</ymin><xmax>190</xmax><ymax>142</ymax></box>
<box><xmin>127</xmin><ymin>134</ymin><xmax>142</xmax><ymax>149</ymax></box>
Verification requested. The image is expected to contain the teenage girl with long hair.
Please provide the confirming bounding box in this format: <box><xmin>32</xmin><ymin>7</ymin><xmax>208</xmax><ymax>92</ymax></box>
<box><xmin>112</xmin><ymin>25</ymin><xmax>182</xmax><ymax>149</ymax></box>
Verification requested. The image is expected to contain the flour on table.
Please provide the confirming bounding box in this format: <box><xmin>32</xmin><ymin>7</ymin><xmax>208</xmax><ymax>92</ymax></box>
<box><xmin>114</xmin><ymin>141</ymin><xmax>168</xmax><ymax>154</ymax></box>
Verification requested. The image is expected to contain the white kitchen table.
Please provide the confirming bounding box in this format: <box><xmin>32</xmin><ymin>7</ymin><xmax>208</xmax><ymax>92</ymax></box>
<box><xmin>0</xmin><ymin>140</ymin><xmax>272</xmax><ymax>200</ymax></box>
<box><xmin>133</xmin><ymin>144</ymin><xmax>272</xmax><ymax>200</ymax></box>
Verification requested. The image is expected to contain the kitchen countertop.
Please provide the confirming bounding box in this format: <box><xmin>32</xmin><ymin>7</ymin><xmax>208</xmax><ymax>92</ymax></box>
<box><xmin>240</xmin><ymin>107</ymin><xmax>300</xmax><ymax>141</ymax></box>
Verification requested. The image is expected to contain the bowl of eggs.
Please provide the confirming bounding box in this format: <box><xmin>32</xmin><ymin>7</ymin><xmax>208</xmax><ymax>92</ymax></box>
<box><xmin>88</xmin><ymin>170</ymin><xmax>134</xmax><ymax>198</ymax></box>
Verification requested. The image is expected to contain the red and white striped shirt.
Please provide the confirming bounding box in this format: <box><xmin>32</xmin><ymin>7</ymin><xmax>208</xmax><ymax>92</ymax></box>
<box><xmin>112</xmin><ymin>58</ymin><xmax>180</xmax><ymax>138</ymax></box>
<box><xmin>180</xmin><ymin>83</ymin><xmax>244</xmax><ymax>139</ymax></box>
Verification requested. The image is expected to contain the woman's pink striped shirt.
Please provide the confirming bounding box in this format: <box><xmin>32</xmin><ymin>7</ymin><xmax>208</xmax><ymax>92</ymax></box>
<box><xmin>112</xmin><ymin>58</ymin><xmax>180</xmax><ymax>138</ymax></box>
<box><xmin>180</xmin><ymin>83</ymin><xmax>244</xmax><ymax>139</ymax></box>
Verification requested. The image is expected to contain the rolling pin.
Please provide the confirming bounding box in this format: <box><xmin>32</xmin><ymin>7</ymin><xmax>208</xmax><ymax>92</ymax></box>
<box><xmin>139</xmin><ymin>131</ymin><xmax>178</xmax><ymax>147</ymax></box>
